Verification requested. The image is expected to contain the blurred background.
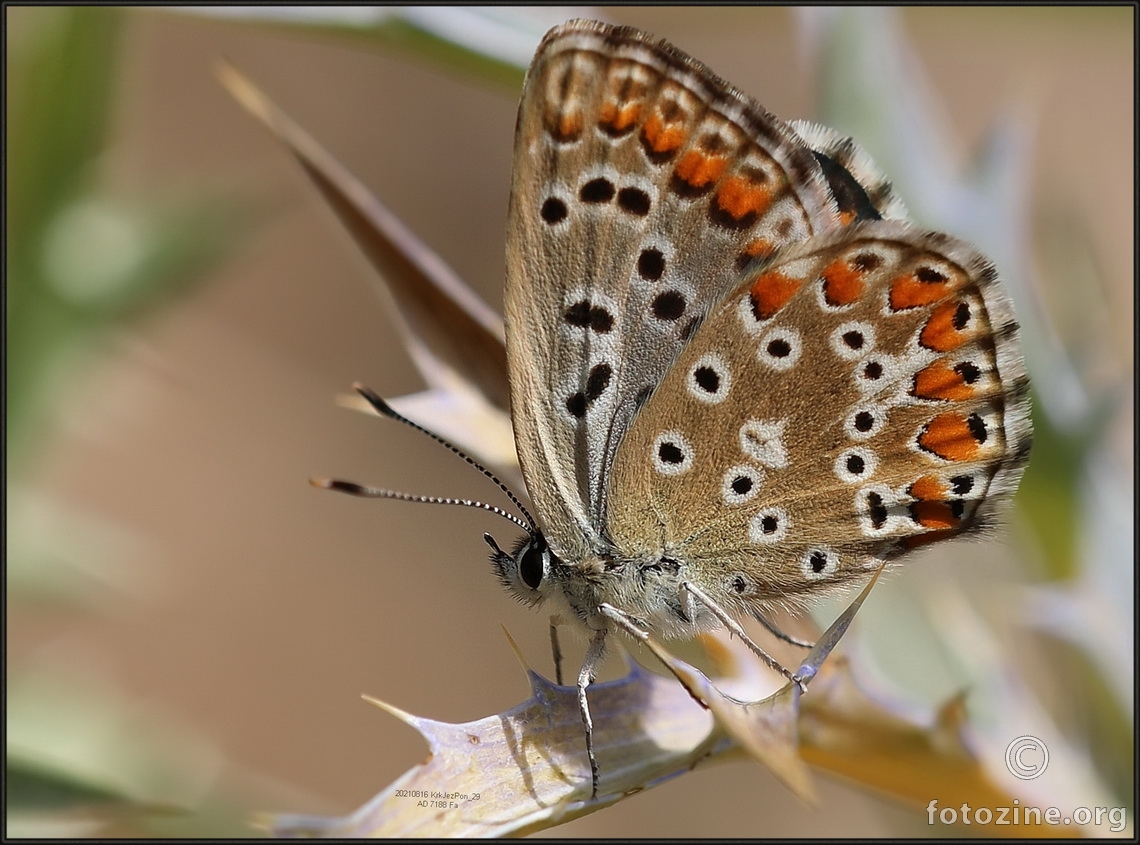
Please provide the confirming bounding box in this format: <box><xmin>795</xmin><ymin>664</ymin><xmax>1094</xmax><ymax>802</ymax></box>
<box><xmin>7</xmin><ymin>6</ymin><xmax>1133</xmax><ymax>837</ymax></box>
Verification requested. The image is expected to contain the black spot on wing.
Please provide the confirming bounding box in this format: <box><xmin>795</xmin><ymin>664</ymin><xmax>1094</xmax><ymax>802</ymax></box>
<box><xmin>812</xmin><ymin>150</ymin><xmax>882</xmax><ymax>221</ymax></box>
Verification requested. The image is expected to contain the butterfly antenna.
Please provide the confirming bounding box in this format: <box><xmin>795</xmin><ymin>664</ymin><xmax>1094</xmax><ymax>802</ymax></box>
<box><xmin>348</xmin><ymin>383</ymin><xmax>536</xmax><ymax>530</ymax></box>
<box><xmin>311</xmin><ymin>478</ymin><xmax>532</xmax><ymax>533</ymax></box>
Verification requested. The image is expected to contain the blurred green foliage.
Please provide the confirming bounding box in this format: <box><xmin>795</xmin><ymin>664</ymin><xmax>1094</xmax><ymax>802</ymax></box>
<box><xmin>7</xmin><ymin>6</ymin><xmax>243</xmax><ymax>474</ymax></box>
<box><xmin>7</xmin><ymin>6</ymin><xmax>247</xmax><ymax>835</ymax></box>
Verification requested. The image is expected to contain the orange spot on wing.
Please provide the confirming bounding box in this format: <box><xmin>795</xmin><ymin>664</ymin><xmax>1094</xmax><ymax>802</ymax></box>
<box><xmin>909</xmin><ymin>474</ymin><xmax>946</xmax><ymax>501</ymax></box>
<box><xmin>838</xmin><ymin>210</ymin><xmax>857</xmax><ymax>226</ymax></box>
<box><xmin>642</xmin><ymin>113</ymin><xmax>686</xmax><ymax>155</ymax></box>
<box><xmin>714</xmin><ymin>175</ymin><xmax>772</xmax><ymax>220</ymax></box>
<box><xmin>917</xmin><ymin>413</ymin><xmax>982</xmax><ymax>462</ymax></box>
<box><xmin>889</xmin><ymin>272</ymin><xmax>952</xmax><ymax>311</ymax></box>
<box><xmin>675</xmin><ymin>150</ymin><xmax>727</xmax><ymax>187</ymax></box>
<box><xmin>912</xmin><ymin>501</ymin><xmax>960</xmax><ymax>530</ymax></box>
<box><xmin>743</xmin><ymin>238</ymin><xmax>776</xmax><ymax>259</ymax></box>
<box><xmin>599</xmin><ymin>101</ymin><xmax>641</xmax><ymax>133</ymax></box>
<box><xmin>821</xmin><ymin>259</ymin><xmax>864</xmax><ymax>306</ymax></box>
<box><xmin>552</xmin><ymin>110</ymin><xmax>583</xmax><ymax>141</ymax></box>
<box><xmin>920</xmin><ymin>300</ymin><xmax>969</xmax><ymax>351</ymax></box>
<box><xmin>748</xmin><ymin>271</ymin><xmax>802</xmax><ymax>320</ymax></box>
<box><xmin>913</xmin><ymin>361</ymin><xmax>977</xmax><ymax>401</ymax></box>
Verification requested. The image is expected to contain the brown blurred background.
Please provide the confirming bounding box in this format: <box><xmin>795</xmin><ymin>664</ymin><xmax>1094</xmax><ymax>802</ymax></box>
<box><xmin>7</xmin><ymin>6</ymin><xmax>1133</xmax><ymax>838</ymax></box>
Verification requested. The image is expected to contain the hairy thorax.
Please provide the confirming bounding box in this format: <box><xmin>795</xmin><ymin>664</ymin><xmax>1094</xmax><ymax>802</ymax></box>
<box><xmin>546</xmin><ymin>551</ymin><xmax>722</xmax><ymax>638</ymax></box>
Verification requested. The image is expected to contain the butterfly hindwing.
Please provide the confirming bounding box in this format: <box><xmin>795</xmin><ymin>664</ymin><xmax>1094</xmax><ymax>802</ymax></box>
<box><xmin>607</xmin><ymin>221</ymin><xmax>1032</xmax><ymax>607</ymax></box>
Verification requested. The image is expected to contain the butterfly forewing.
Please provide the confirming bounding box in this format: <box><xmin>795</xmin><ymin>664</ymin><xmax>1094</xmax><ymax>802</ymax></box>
<box><xmin>789</xmin><ymin>119</ymin><xmax>911</xmax><ymax>224</ymax></box>
<box><xmin>607</xmin><ymin>222</ymin><xmax>1032</xmax><ymax>605</ymax></box>
<box><xmin>505</xmin><ymin>20</ymin><xmax>843</xmax><ymax>562</ymax></box>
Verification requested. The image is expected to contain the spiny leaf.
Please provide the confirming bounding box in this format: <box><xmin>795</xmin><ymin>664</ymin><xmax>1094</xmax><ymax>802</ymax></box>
<box><xmin>623</xmin><ymin>565</ymin><xmax>886</xmax><ymax>804</ymax></box>
<box><xmin>268</xmin><ymin>658</ymin><xmax>716</xmax><ymax>837</ymax></box>
<box><xmin>217</xmin><ymin>63</ymin><xmax>511</xmax><ymax>413</ymax></box>
<box><xmin>262</xmin><ymin>564</ymin><xmax>1062</xmax><ymax>836</ymax></box>
<box><xmin>264</xmin><ymin>572</ymin><xmax>892</xmax><ymax>835</ymax></box>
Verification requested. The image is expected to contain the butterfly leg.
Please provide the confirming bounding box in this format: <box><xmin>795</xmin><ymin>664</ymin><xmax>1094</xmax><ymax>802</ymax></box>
<box><xmin>752</xmin><ymin>609</ymin><xmax>816</xmax><ymax>649</ymax></box>
<box><xmin>577</xmin><ymin>628</ymin><xmax>607</xmax><ymax>800</ymax></box>
<box><xmin>681</xmin><ymin>582</ymin><xmax>808</xmax><ymax>694</ymax></box>
<box><xmin>548</xmin><ymin>615</ymin><xmax>565</xmax><ymax>686</ymax></box>
<box><xmin>597</xmin><ymin>604</ymin><xmax>655</xmax><ymax>654</ymax></box>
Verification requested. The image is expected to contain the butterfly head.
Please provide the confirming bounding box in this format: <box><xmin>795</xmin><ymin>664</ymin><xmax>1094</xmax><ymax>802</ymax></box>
<box><xmin>485</xmin><ymin>532</ymin><xmax>560</xmax><ymax>608</ymax></box>
<box><xmin>485</xmin><ymin>530</ymin><xmax>704</xmax><ymax>637</ymax></box>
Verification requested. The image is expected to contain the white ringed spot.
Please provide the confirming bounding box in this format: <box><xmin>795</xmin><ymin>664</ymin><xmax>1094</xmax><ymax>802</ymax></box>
<box><xmin>687</xmin><ymin>352</ymin><xmax>732</xmax><ymax>404</ymax></box>
<box><xmin>757</xmin><ymin>327</ymin><xmax>802</xmax><ymax>371</ymax></box>
<box><xmin>830</xmin><ymin>321</ymin><xmax>876</xmax><ymax>360</ymax></box>
<box><xmin>722</xmin><ymin>464</ymin><xmax>763</xmax><ymax>505</ymax></box>
<box><xmin>652</xmin><ymin>430</ymin><xmax>694</xmax><ymax>476</ymax></box>
<box><xmin>749</xmin><ymin>508</ymin><xmax>789</xmax><ymax>544</ymax></box>
<box><xmin>857</xmin><ymin>485</ymin><xmax>897</xmax><ymax>536</ymax></box>
<box><xmin>845</xmin><ymin>406</ymin><xmax>885</xmax><ymax>441</ymax></box>
<box><xmin>802</xmin><ymin>548</ymin><xmax>839</xmax><ymax>580</ymax></box>
<box><xmin>834</xmin><ymin>447</ymin><xmax>878</xmax><ymax>483</ymax></box>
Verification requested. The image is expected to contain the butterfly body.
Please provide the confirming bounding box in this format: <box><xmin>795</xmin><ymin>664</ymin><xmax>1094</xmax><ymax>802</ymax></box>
<box><xmin>495</xmin><ymin>531</ymin><xmax>732</xmax><ymax>640</ymax></box>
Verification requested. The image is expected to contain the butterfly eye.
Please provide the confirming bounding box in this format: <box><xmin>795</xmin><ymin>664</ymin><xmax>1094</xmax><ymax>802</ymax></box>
<box><xmin>519</xmin><ymin>542</ymin><xmax>547</xmax><ymax>590</ymax></box>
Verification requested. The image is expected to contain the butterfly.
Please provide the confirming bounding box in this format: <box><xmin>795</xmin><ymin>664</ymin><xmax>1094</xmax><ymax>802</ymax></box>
<box><xmin>328</xmin><ymin>19</ymin><xmax>1032</xmax><ymax>800</ymax></box>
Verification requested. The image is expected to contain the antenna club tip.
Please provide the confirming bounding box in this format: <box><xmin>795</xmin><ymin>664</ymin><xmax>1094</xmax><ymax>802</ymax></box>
<box><xmin>352</xmin><ymin>383</ymin><xmax>395</xmax><ymax>416</ymax></box>
<box><xmin>310</xmin><ymin>477</ymin><xmax>335</xmax><ymax>489</ymax></box>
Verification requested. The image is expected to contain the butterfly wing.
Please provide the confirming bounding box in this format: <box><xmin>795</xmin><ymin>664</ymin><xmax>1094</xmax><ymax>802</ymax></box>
<box><xmin>505</xmin><ymin>20</ymin><xmax>843</xmax><ymax>561</ymax></box>
<box><xmin>607</xmin><ymin>222</ymin><xmax>1032</xmax><ymax>608</ymax></box>
<box><xmin>788</xmin><ymin>119</ymin><xmax>911</xmax><ymax>224</ymax></box>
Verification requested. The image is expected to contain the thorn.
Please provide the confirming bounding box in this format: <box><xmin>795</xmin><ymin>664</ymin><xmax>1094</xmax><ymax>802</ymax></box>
<box><xmin>499</xmin><ymin>624</ymin><xmax>535</xmax><ymax>676</ymax></box>
<box><xmin>361</xmin><ymin>693</ymin><xmax>418</xmax><ymax>727</ymax></box>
